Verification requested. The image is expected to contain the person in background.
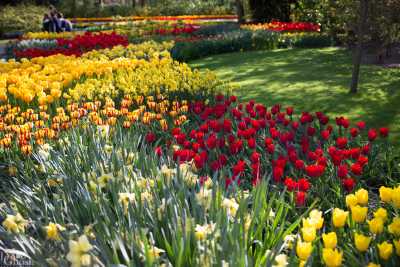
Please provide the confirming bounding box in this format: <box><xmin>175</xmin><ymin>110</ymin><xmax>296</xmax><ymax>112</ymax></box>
<box><xmin>58</xmin><ymin>13</ymin><xmax>73</xmax><ymax>32</ymax></box>
<box><xmin>51</xmin><ymin>11</ymin><xmax>62</xmax><ymax>32</ymax></box>
<box><xmin>42</xmin><ymin>14</ymin><xmax>52</xmax><ymax>32</ymax></box>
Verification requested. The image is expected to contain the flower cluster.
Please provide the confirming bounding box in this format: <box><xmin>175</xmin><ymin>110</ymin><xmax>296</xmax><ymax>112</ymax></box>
<box><xmin>293</xmin><ymin>187</ymin><xmax>400</xmax><ymax>266</ymax></box>
<box><xmin>1</xmin><ymin>46</ymin><xmax>218</xmax><ymax>106</ymax></box>
<box><xmin>70</xmin><ymin>15</ymin><xmax>238</xmax><ymax>23</ymax></box>
<box><xmin>241</xmin><ymin>21</ymin><xmax>320</xmax><ymax>32</ymax></box>
<box><xmin>0</xmin><ymin>95</ymin><xmax>189</xmax><ymax>154</ymax></box>
<box><xmin>22</xmin><ymin>31</ymin><xmax>83</xmax><ymax>39</ymax></box>
<box><xmin>167</xmin><ymin>95</ymin><xmax>389</xmax><ymax>201</ymax></box>
<box><xmin>14</xmin><ymin>32</ymin><xmax>129</xmax><ymax>58</ymax></box>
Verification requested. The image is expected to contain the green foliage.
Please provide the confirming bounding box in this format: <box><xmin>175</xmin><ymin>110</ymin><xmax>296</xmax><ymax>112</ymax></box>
<box><xmin>171</xmin><ymin>30</ymin><xmax>333</xmax><ymax>62</ymax></box>
<box><xmin>0</xmin><ymin>5</ymin><xmax>46</xmax><ymax>35</ymax></box>
<box><xmin>248</xmin><ymin>0</ymin><xmax>293</xmax><ymax>22</ymax></box>
<box><xmin>58</xmin><ymin>0</ymin><xmax>234</xmax><ymax>18</ymax></box>
<box><xmin>190</xmin><ymin>48</ymin><xmax>400</xmax><ymax>145</ymax></box>
<box><xmin>0</xmin><ymin>124</ymin><xmax>305</xmax><ymax>266</ymax></box>
<box><xmin>171</xmin><ymin>30</ymin><xmax>280</xmax><ymax>61</ymax></box>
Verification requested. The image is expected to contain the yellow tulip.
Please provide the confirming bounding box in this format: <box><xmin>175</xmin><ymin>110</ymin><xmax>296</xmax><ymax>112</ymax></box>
<box><xmin>351</xmin><ymin>205</ymin><xmax>368</xmax><ymax>223</ymax></box>
<box><xmin>379</xmin><ymin>186</ymin><xmax>392</xmax><ymax>203</ymax></box>
<box><xmin>345</xmin><ymin>194</ymin><xmax>358</xmax><ymax>207</ymax></box>
<box><xmin>392</xmin><ymin>187</ymin><xmax>400</xmax><ymax>209</ymax></box>
<box><xmin>308</xmin><ymin>209</ymin><xmax>324</xmax><ymax>229</ymax></box>
<box><xmin>366</xmin><ymin>263</ymin><xmax>380</xmax><ymax>267</ymax></box>
<box><xmin>296</xmin><ymin>240</ymin><xmax>312</xmax><ymax>260</ymax></box>
<box><xmin>373</xmin><ymin>208</ymin><xmax>387</xmax><ymax>222</ymax></box>
<box><xmin>322</xmin><ymin>248</ymin><xmax>342</xmax><ymax>267</ymax></box>
<box><xmin>368</xmin><ymin>217</ymin><xmax>384</xmax><ymax>234</ymax></box>
<box><xmin>301</xmin><ymin>226</ymin><xmax>316</xmax><ymax>242</ymax></box>
<box><xmin>354</xmin><ymin>188</ymin><xmax>368</xmax><ymax>205</ymax></box>
<box><xmin>394</xmin><ymin>239</ymin><xmax>400</xmax><ymax>256</ymax></box>
<box><xmin>354</xmin><ymin>233</ymin><xmax>371</xmax><ymax>252</ymax></box>
<box><xmin>388</xmin><ymin>217</ymin><xmax>400</xmax><ymax>236</ymax></box>
<box><xmin>332</xmin><ymin>208</ymin><xmax>348</xmax><ymax>228</ymax></box>
<box><xmin>377</xmin><ymin>241</ymin><xmax>393</xmax><ymax>260</ymax></box>
<box><xmin>322</xmin><ymin>232</ymin><xmax>337</xmax><ymax>249</ymax></box>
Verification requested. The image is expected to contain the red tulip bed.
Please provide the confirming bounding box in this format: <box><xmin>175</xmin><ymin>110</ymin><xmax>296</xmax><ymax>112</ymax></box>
<box><xmin>242</xmin><ymin>21</ymin><xmax>321</xmax><ymax>32</ymax></box>
<box><xmin>14</xmin><ymin>32</ymin><xmax>128</xmax><ymax>58</ymax></box>
<box><xmin>147</xmin><ymin>94</ymin><xmax>390</xmax><ymax>206</ymax></box>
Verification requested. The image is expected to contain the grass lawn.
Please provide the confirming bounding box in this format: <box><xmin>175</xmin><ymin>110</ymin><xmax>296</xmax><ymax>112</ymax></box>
<box><xmin>190</xmin><ymin>48</ymin><xmax>400</xmax><ymax>144</ymax></box>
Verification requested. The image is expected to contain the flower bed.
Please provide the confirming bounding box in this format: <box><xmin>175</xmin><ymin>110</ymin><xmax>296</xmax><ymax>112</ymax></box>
<box><xmin>13</xmin><ymin>32</ymin><xmax>129</xmax><ymax>58</ymax></box>
<box><xmin>242</xmin><ymin>21</ymin><xmax>320</xmax><ymax>32</ymax></box>
<box><xmin>0</xmin><ymin>19</ymin><xmax>399</xmax><ymax>267</ymax></box>
<box><xmin>69</xmin><ymin>15</ymin><xmax>238</xmax><ymax>23</ymax></box>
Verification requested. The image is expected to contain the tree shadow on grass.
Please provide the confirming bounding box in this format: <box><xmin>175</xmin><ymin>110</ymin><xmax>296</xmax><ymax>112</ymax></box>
<box><xmin>190</xmin><ymin>48</ymin><xmax>400</xmax><ymax>144</ymax></box>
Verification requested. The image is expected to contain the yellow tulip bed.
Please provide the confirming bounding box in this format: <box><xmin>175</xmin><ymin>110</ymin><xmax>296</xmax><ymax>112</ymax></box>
<box><xmin>0</xmin><ymin>41</ymin><xmax>221</xmax><ymax>154</ymax></box>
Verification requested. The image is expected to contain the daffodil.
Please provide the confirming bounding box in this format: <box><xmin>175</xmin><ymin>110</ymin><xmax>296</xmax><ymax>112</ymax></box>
<box><xmin>66</xmin><ymin>235</ymin><xmax>93</xmax><ymax>267</ymax></box>
<box><xmin>45</xmin><ymin>222</ymin><xmax>66</xmax><ymax>241</ymax></box>
<box><xmin>2</xmin><ymin>213</ymin><xmax>27</xmax><ymax>233</ymax></box>
<box><xmin>221</xmin><ymin>198</ymin><xmax>239</xmax><ymax>218</ymax></box>
<box><xmin>194</xmin><ymin>222</ymin><xmax>215</xmax><ymax>241</ymax></box>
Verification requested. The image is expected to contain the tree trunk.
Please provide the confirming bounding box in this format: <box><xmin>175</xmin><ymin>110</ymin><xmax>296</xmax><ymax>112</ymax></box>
<box><xmin>350</xmin><ymin>0</ymin><xmax>368</xmax><ymax>94</ymax></box>
<box><xmin>236</xmin><ymin>0</ymin><xmax>245</xmax><ymax>24</ymax></box>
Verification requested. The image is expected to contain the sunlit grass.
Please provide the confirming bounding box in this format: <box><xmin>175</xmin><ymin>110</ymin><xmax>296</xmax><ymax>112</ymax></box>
<box><xmin>191</xmin><ymin>48</ymin><xmax>400</xmax><ymax>144</ymax></box>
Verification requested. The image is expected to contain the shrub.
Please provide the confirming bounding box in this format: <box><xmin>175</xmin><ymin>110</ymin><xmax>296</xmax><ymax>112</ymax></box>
<box><xmin>171</xmin><ymin>29</ymin><xmax>280</xmax><ymax>61</ymax></box>
<box><xmin>0</xmin><ymin>5</ymin><xmax>46</xmax><ymax>36</ymax></box>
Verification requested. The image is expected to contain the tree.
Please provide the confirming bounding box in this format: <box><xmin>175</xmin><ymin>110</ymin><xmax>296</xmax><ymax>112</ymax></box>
<box><xmin>235</xmin><ymin>0</ymin><xmax>245</xmax><ymax>24</ymax></box>
<box><xmin>350</xmin><ymin>0</ymin><xmax>368</xmax><ymax>94</ymax></box>
<box><xmin>248</xmin><ymin>0</ymin><xmax>294</xmax><ymax>22</ymax></box>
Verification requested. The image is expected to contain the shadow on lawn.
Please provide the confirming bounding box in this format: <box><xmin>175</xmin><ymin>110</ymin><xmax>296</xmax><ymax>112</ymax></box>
<box><xmin>191</xmin><ymin>48</ymin><xmax>400</xmax><ymax>143</ymax></box>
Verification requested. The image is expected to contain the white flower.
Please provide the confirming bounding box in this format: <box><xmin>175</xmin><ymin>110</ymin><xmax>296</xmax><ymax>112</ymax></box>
<box><xmin>273</xmin><ymin>254</ymin><xmax>288</xmax><ymax>267</ymax></box>
<box><xmin>221</xmin><ymin>198</ymin><xmax>239</xmax><ymax>218</ymax></box>
<box><xmin>195</xmin><ymin>222</ymin><xmax>215</xmax><ymax>240</ymax></box>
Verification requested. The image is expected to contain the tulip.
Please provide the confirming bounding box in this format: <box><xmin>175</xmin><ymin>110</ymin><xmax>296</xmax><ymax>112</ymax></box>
<box><xmin>301</xmin><ymin>226</ymin><xmax>316</xmax><ymax>242</ymax></box>
<box><xmin>351</xmin><ymin>205</ymin><xmax>368</xmax><ymax>223</ymax></box>
<box><xmin>377</xmin><ymin>241</ymin><xmax>393</xmax><ymax>260</ymax></box>
<box><xmin>322</xmin><ymin>232</ymin><xmax>337</xmax><ymax>249</ymax></box>
<box><xmin>388</xmin><ymin>217</ymin><xmax>400</xmax><ymax>236</ymax></box>
<box><xmin>332</xmin><ymin>208</ymin><xmax>348</xmax><ymax>228</ymax></box>
<box><xmin>345</xmin><ymin>194</ymin><xmax>358</xmax><ymax>207</ymax></box>
<box><xmin>296</xmin><ymin>240</ymin><xmax>312</xmax><ymax>260</ymax></box>
<box><xmin>379</xmin><ymin>186</ymin><xmax>393</xmax><ymax>203</ymax></box>
<box><xmin>368</xmin><ymin>217</ymin><xmax>384</xmax><ymax>234</ymax></box>
<box><xmin>373</xmin><ymin>208</ymin><xmax>387</xmax><ymax>222</ymax></box>
<box><xmin>354</xmin><ymin>233</ymin><xmax>371</xmax><ymax>252</ymax></box>
<box><xmin>322</xmin><ymin>248</ymin><xmax>342</xmax><ymax>267</ymax></box>
<box><xmin>354</xmin><ymin>188</ymin><xmax>368</xmax><ymax>205</ymax></box>
<box><xmin>394</xmin><ymin>239</ymin><xmax>400</xmax><ymax>256</ymax></box>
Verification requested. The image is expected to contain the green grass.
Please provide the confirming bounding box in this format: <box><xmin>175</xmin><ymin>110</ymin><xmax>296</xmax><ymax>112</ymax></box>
<box><xmin>190</xmin><ymin>48</ymin><xmax>400</xmax><ymax>144</ymax></box>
